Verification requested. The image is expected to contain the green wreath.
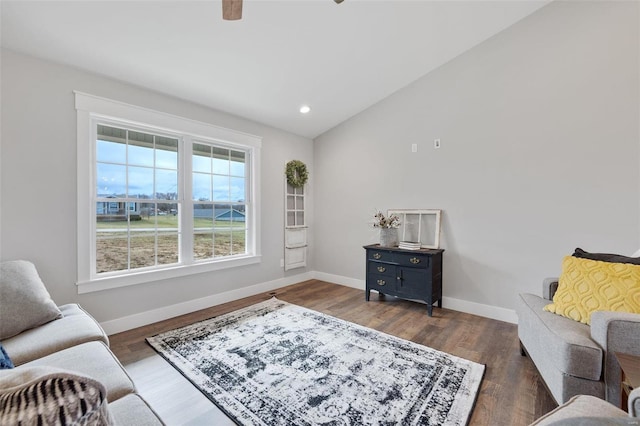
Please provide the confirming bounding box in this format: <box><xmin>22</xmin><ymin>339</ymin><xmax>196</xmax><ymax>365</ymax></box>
<box><xmin>285</xmin><ymin>160</ymin><xmax>309</xmax><ymax>187</ymax></box>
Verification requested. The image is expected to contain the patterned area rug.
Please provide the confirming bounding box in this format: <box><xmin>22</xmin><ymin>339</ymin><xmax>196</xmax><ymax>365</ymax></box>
<box><xmin>146</xmin><ymin>298</ymin><xmax>485</xmax><ymax>426</ymax></box>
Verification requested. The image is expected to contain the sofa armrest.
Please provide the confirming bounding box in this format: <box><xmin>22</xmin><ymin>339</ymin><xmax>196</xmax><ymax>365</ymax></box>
<box><xmin>591</xmin><ymin>311</ymin><xmax>640</xmax><ymax>355</ymax></box>
<box><xmin>3</xmin><ymin>304</ymin><xmax>108</xmax><ymax>366</ymax></box>
<box><xmin>542</xmin><ymin>277</ymin><xmax>559</xmax><ymax>300</ymax></box>
<box><xmin>590</xmin><ymin>311</ymin><xmax>640</xmax><ymax>407</ymax></box>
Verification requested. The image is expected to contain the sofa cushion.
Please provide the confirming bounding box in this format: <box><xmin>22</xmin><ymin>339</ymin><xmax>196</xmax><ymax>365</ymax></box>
<box><xmin>530</xmin><ymin>395</ymin><xmax>627</xmax><ymax>425</ymax></box>
<box><xmin>22</xmin><ymin>341</ymin><xmax>135</xmax><ymax>403</ymax></box>
<box><xmin>544</xmin><ymin>256</ymin><xmax>640</xmax><ymax>324</ymax></box>
<box><xmin>3</xmin><ymin>304</ymin><xmax>109</xmax><ymax>366</ymax></box>
<box><xmin>0</xmin><ymin>345</ymin><xmax>13</xmax><ymax>370</ymax></box>
<box><xmin>0</xmin><ymin>366</ymin><xmax>113</xmax><ymax>425</ymax></box>
<box><xmin>109</xmin><ymin>394</ymin><xmax>163</xmax><ymax>426</ymax></box>
<box><xmin>0</xmin><ymin>260</ymin><xmax>62</xmax><ymax>340</ymax></box>
<box><xmin>518</xmin><ymin>293</ymin><xmax>602</xmax><ymax>381</ymax></box>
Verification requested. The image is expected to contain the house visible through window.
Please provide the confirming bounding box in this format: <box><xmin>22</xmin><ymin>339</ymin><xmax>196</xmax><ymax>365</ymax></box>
<box><xmin>192</xmin><ymin>143</ymin><xmax>247</xmax><ymax>260</ymax></box>
<box><xmin>96</xmin><ymin>124</ymin><xmax>180</xmax><ymax>273</ymax></box>
<box><xmin>76</xmin><ymin>92</ymin><xmax>261</xmax><ymax>293</ymax></box>
<box><xmin>93</xmin><ymin>123</ymin><xmax>252</xmax><ymax>276</ymax></box>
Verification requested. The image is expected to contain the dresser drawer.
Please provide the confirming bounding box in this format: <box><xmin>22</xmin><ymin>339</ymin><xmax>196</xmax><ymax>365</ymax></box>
<box><xmin>368</xmin><ymin>274</ymin><xmax>393</xmax><ymax>291</ymax></box>
<box><xmin>367</xmin><ymin>250</ymin><xmax>393</xmax><ymax>263</ymax></box>
<box><xmin>367</xmin><ymin>262</ymin><xmax>395</xmax><ymax>277</ymax></box>
<box><xmin>394</xmin><ymin>253</ymin><xmax>429</xmax><ymax>268</ymax></box>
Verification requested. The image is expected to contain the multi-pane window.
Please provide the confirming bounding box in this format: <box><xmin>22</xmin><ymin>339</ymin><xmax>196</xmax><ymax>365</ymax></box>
<box><xmin>192</xmin><ymin>144</ymin><xmax>247</xmax><ymax>260</ymax></box>
<box><xmin>93</xmin><ymin>123</ymin><xmax>252</xmax><ymax>277</ymax></box>
<box><xmin>95</xmin><ymin>125</ymin><xmax>179</xmax><ymax>274</ymax></box>
<box><xmin>76</xmin><ymin>92</ymin><xmax>261</xmax><ymax>292</ymax></box>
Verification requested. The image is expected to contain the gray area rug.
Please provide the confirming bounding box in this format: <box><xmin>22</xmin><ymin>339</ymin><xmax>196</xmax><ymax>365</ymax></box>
<box><xmin>146</xmin><ymin>298</ymin><xmax>485</xmax><ymax>426</ymax></box>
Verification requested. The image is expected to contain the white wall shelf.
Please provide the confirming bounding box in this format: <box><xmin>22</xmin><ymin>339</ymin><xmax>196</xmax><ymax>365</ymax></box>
<box><xmin>284</xmin><ymin>181</ymin><xmax>307</xmax><ymax>270</ymax></box>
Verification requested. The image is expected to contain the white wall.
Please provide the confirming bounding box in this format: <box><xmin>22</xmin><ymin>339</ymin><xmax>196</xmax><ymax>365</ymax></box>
<box><xmin>1</xmin><ymin>1</ymin><xmax>638</xmax><ymax>329</ymax></box>
<box><xmin>313</xmin><ymin>1</ymin><xmax>640</xmax><ymax>313</ymax></box>
<box><xmin>0</xmin><ymin>49</ymin><xmax>314</xmax><ymax>325</ymax></box>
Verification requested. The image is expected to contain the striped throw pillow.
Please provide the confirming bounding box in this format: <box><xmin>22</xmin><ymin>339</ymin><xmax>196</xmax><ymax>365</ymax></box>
<box><xmin>0</xmin><ymin>366</ymin><xmax>113</xmax><ymax>425</ymax></box>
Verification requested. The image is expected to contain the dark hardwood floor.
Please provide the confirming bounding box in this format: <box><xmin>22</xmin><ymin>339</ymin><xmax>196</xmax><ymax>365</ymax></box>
<box><xmin>109</xmin><ymin>280</ymin><xmax>557</xmax><ymax>425</ymax></box>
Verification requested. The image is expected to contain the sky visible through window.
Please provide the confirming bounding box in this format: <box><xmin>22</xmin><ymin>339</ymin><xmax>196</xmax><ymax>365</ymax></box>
<box><xmin>94</xmin><ymin>125</ymin><xmax>249</xmax><ymax>274</ymax></box>
<box><xmin>96</xmin><ymin>128</ymin><xmax>246</xmax><ymax>202</ymax></box>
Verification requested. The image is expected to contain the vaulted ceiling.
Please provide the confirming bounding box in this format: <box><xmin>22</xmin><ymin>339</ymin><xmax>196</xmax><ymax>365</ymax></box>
<box><xmin>1</xmin><ymin>1</ymin><xmax>549</xmax><ymax>139</ymax></box>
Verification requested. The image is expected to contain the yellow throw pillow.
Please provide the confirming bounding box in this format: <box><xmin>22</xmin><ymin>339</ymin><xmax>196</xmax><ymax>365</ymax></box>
<box><xmin>544</xmin><ymin>256</ymin><xmax>640</xmax><ymax>324</ymax></box>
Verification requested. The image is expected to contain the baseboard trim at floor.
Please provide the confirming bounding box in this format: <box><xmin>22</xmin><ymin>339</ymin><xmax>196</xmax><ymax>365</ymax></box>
<box><xmin>311</xmin><ymin>271</ymin><xmax>518</xmax><ymax>324</ymax></box>
<box><xmin>440</xmin><ymin>296</ymin><xmax>517</xmax><ymax>324</ymax></box>
<box><xmin>312</xmin><ymin>271</ymin><xmax>363</xmax><ymax>290</ymax></box>
<box><xmin>100</xmin><ymin>272</ymin><xmax>315</xmax><ymax>335</ymax></box>
<box><xmin>101</xmin><ymin>270</ymin><xmax>517</xmax><ymax>335</ymax></box>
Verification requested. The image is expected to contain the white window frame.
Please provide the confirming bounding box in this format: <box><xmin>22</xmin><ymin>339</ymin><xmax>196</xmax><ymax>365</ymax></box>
<box><xmin>75</xmin><ymin>92</ymin><xmax>262</xmax><ymax>294</ymax></box>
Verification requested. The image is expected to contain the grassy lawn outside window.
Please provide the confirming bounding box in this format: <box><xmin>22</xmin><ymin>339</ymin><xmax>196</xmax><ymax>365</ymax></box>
<box><xmin>76</xmin><ymin>92</ymin><xmax>262</xmax><ymax>293</ymax></box>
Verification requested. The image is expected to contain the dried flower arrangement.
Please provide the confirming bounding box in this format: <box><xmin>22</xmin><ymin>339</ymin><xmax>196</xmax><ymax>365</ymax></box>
<box><xmin>373</xmin><ymin>211</ymin><xmax>401</xmax><ymax>229</ymax></box>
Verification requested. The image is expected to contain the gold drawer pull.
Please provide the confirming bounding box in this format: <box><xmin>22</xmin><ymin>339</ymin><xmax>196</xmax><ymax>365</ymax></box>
<box><xmin>377</xmin><ymin>266</ymin><xmax>386</xmax><ymax>273</ymax></box>
<box><xmin>373</xmin><ymin>253</ymin><xmax>382</xmax><ymax>259</ymax></box>
<box><xmin>377</xmin><ymin>279</ymin><xmax>386</xmax><ymax>286</ymax></box>
<box><xmin>410</xmin><ymin>257</ymin><xmax>421</xmax><ymax>264</ymax></box>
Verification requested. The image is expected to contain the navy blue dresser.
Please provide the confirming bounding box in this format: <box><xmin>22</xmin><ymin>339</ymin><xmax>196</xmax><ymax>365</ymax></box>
<box><xmin>364</xmin><ymin>244</ymin><xmax>444</xmax><ymax>316</ymax></box>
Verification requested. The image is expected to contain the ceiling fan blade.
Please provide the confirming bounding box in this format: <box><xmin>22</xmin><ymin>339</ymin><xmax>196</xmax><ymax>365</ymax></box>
<box><xmin>222</xmin><ymin>0</ymin><xmax>242</xmax><ymax>20</ymax></box>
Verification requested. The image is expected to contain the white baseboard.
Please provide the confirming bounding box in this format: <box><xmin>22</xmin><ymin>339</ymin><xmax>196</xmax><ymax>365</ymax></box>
<box><xmin>100</xmin><ymin>271</ymin><xmax>314</xmax><ymax>335</ymax></box>
<box><xmin>311</xmin><ymin>271</ymin><xmax>364</xmax><ymax>290</ymax></box>
<box><xmin>101</xmin><ymin>270</ymin><xmax>516</xmax><ymax>335</ymax></box>
<box><xmin>312</xmin><ymin>271</ymin><xmax>517</xmax><ymax>324</ymax></box>
<box><xmin>440</xmin><ymin>296</ymin><xmax>517</xmax><ymax>324</ymax></box>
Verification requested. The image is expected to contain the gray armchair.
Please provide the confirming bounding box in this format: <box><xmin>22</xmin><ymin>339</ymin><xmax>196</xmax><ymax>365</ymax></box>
<box><xmin>517</xmin><ymin>278</ymin><xmax>640</xmax><ymax>406</ymax></box>
<box><xmin>591</xmin><ymin>310</ymin><xmax>640</xmax><ymax>407</ymax></box>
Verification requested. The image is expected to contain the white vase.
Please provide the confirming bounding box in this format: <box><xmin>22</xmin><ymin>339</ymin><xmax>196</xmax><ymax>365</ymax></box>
<box><xmin>379</xmin><ymin>228</ymin><xmax>398</xmax><ymax>247</ymax></box>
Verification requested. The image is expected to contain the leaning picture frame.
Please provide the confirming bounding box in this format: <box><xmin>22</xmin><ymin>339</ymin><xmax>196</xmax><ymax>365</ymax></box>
<box><xmin>387</xmin><ymin>209</ymin><xmax>442</xmax><ymax>249</ymax></box>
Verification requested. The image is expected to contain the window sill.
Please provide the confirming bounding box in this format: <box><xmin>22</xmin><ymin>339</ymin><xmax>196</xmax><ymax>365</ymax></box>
<box><xmin>76</xmin><ymin>255</ymin><xmax>261</xmax><ymax>294</ymax></box>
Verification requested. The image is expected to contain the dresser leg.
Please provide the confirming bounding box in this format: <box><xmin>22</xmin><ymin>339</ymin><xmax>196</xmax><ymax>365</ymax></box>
<box><xmin>365</xmin><ymin>290</ymin><xmax>370</xmax><ymax>301</ymax></box>
<box><xmin>427</xmin><ymin>304</ymin><xmax>433</xmax><ymax>317</ymax></box>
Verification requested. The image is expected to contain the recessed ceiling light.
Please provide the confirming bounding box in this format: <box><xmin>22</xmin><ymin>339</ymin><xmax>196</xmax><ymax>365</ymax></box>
<box><xmin>299</xmin><ymin>105</ymin><xmax>311</xmax><ymax>114</ymax></box>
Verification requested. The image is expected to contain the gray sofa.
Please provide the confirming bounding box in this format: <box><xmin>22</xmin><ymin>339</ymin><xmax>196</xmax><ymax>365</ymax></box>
<box><xmin>0</xmin><ymin>260</ymin><xmax>163</xmax><ymax>425</ymax></box>
<box><xmin>517</xmin><ymin>277</ymin><xmax>640</xmax><ymax>407</ymax></box>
